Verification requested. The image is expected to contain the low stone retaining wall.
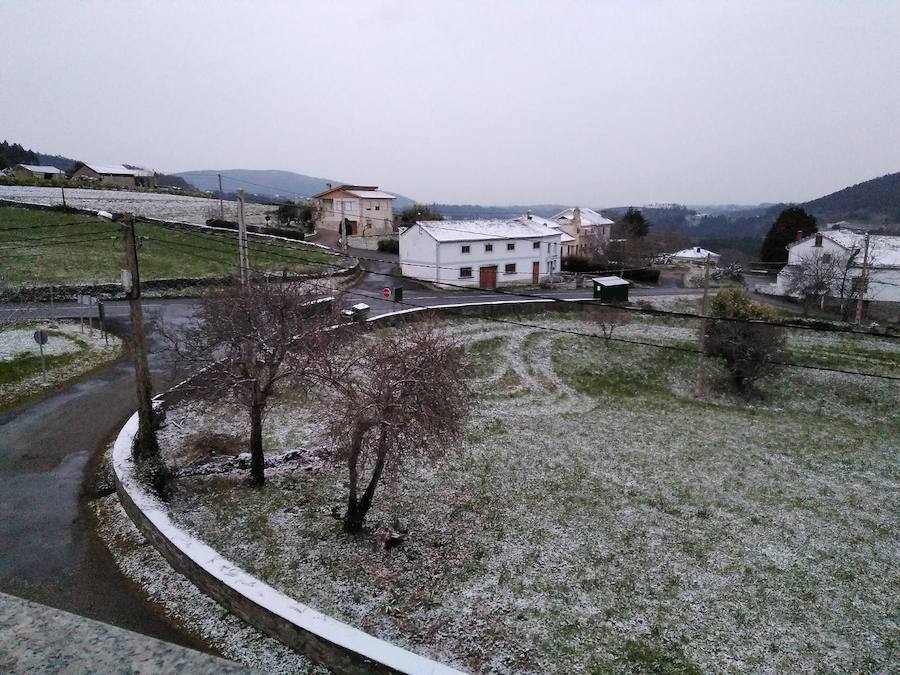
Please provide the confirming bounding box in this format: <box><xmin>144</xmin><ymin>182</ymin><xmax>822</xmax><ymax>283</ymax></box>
<box><xmin>110</xmin><ymin>299</ymin><xmax>596</xmax><ymax>673</ymax></box>
<box><xmin>346</xmin><ymin>233</ymin><xmax>397</xmax><ymax>251</ymax></box>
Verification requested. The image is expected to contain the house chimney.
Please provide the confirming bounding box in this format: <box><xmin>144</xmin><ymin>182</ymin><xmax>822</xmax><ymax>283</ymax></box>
<box><xmin>796</xmin><ymin>230</ymin><xmax>804</xmax><ymax>241</ymax></box>
<box><xmin>695</xmin><ymin>246</ymin><xmax>701</xmax><ymax>253</ymax></box>
<box><xmin>526</xmin><ymin>209</ymin><xmax>533</xmax><ymax>220</ymax></box>
<box><xmin>326</xmin><ymin>183</ymin><xmax>332</xmax><ymax>190</ymax></box>
<box><xmin>573</xmin><ymin>207</ymin><xmax>582</xmax><ymax>228</ymax></box>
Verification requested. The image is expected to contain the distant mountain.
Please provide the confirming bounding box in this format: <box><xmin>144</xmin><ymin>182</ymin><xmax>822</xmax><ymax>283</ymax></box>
<box><xmin>802</xmin><ymin>171</ymin><xmax>900</xmax><ymax>226</ymax></box>
<box><xmin>174</xmin><ymin>169</ymin><xmax>415</xmax><ymax>208</ymax></box>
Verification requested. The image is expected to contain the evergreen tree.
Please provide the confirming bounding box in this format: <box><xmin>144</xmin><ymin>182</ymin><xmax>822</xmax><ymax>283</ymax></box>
<box><xmin>759</xmin><ymin>207</ymin><xmax>818</xmax><ymax>263</ymax></box>
<box><xmin>399</xmin><ymin>204</ymin><xmax>444</xmax><ymax>226</ymax></box>
<box><xmin>620</xmin><ymin>208</ymin><xmax>650</xmax><ymax>238</ymax></box>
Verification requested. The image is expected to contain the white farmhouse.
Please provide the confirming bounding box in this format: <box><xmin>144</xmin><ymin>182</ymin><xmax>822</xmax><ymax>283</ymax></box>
<box><xmin>400</xmin><ymin>219</ymin><xmax>563</xmax><ymax>288</ymax></box>
<box><xmin>775</xmin><ymin>229</ymin><xmax>900</xmax><ymax>318</ymax></box>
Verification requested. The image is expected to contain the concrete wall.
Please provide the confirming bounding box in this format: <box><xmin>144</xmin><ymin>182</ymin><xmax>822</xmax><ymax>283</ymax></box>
<box><xmin>346</xmin><ymin>233</ymin><xmax>397</xmax><ymax>251</ymax></box>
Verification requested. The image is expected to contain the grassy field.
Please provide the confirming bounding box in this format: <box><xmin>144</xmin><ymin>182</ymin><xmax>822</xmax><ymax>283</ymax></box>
<box><xmin>0</xmin><ymin>206</ymin><xmax>344</xmax><ymax>286</ymax></box>
<box><xmin>158</xmin><ymin>311</ymin><xmax>899</xmax><ymax>673</ymax></box>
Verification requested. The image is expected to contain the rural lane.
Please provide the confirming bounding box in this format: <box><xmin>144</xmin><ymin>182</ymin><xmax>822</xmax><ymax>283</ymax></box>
<box><xmin>0</xmin><ymin>300</ymin><xmax>212</xmax><ymax>652</ymax></box>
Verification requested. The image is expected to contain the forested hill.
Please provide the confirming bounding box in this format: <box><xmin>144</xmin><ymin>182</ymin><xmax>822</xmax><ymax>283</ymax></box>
<box><xmin>0</xmin><ymin>140</ymin><xmax>39</xmax><ymax>169</ymax></box>
<box><xmin>175</xmin><ymin>169</ymin><xmax>415</xmax><ymax>207</ymax></box>
<box><xmin>803</xmin><ymin>172</ymin><xmax>900</xmax><ymax>225</ymax></box>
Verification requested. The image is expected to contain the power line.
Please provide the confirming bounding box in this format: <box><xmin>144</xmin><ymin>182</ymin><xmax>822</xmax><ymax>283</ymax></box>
<box><xmin>168</xmin><ymin>226</ymin><xmax>900</xmax><ymax>341</ymax></box>
<box><xmin>157</xmin><ymin>243</ymin><xmax>900</xmax><ymax>382</ymax></box>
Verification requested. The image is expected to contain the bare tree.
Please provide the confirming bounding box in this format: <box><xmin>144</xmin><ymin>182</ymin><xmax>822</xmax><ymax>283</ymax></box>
<box><xmin>166</xmin><ymin>280</ymin><xmax>339</xmax><ymax>485</ymax></box>
<box><xmin>591</xmin><ymin>305</ymin><xmax>630</xmax><ymax>345</ymax></box>
<box><xmin>782</xmin><ymin>251</ymin><xmax>845</xmax><ymax>315</ymax></box>
<box><xmin>321</xmin><ymin>322</ymin><xmax>471</xmax><ymax>533</ymax></box>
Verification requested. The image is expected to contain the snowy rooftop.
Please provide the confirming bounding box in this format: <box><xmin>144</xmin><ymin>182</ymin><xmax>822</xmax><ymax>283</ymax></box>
<box><xmin>513</xmin><ymin>214</ymin><xmax>575</xmax><ymax>241</ymax></box>
<box><xmin>671</xmin><ymin>247</ymin><xmax>719</xmax><ymax>259</ymax></box>
<box><xmin>818</xmin><ymin>231</ymin><xmax>900</xmax><ymax>267</ymax></box>
<box><xmin>82</xmin><ymin>164</ymin><xmax>153</xmax><ymax>177</ymax></box>
<box><xmin>16</xmin><ymin>164</ymin><xmax>63</xmax><ymax>174</ymax></box>
<box><xmin>593</xmin><ymin>276</ymin><xmax>630</xmax><ymax>286</ymax></box>
<box><xmin>345</xmin><ymin>189</ymin><xmax>396</xmax><ymax>200</ymax></box>
<box><xmin>552</xmin><ymin>207</ymin><xmax>614</xmax><ymax>227</ymax></box>
<box><xmin>417</xmin><ymin>219</ymin><xmax>562</xmax><ymax>242</ymax></box>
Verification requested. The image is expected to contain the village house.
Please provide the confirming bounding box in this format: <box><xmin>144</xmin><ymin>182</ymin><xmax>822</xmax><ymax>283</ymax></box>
<box><xmin>551</xmin><ymin>207</ymin><xmax>614</xmax><ymax>257</ymax></box>
<box><xmin>69</xmin><ymin>163</ymin><xmax>157</xmax><ymax>188</ymax></box>
<box><xmin>400</xmin><ymin>219</ymin><xmax>563</xmax><ymax>288</ymax></box>
<box><xmin>775</xmin><ymin>226</ymin><xmax>900</xmax><ymax>319</ymax></box>
<box><xmin>313</xmin><ymin>184</ymin><xmax>395</xmax><ymax>236</ymax></box>
<box><xmin>668</xmin><ymin>246</ymin><xmax>721</xmax><ymax>266</ymax></box>
<box><xmin>10</xmin><ymin>164</ymin><xmax>65</xmax><ymax>180</ymax></box>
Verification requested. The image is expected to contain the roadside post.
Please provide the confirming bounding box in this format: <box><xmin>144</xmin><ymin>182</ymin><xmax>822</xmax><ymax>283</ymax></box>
<box><xmin>33</xmin><ymin>329</ymin><xmax>48</xmax><ymax>381</ymax></box>
<box><xmin>98</xmin><ymin>300</ymin><xmax>108</xmax><ymax>345</ymax></box>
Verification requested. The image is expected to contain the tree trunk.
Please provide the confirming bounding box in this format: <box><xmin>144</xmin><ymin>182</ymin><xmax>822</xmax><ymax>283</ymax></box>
<box><xmin>343</xmin><ymin>425</ymin><xmax>388</xmax><ymax>533</ymax></box>
<box><xmin>249</xmin><ymin>402</ymin><xmax>265</xmax><ymax>485</ymax></box>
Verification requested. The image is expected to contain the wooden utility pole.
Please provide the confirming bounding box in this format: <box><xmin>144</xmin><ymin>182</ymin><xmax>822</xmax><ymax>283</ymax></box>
<box><xmin>691</xmin><ymin>253</ymin><xmax>712</xmax><ymax>397</ymax></box>
<box><xmin>217</xmin><ymin>173</ymin><xmax>224</xmax><ymax>219</ymax></box>
<box><xmin>121</xmin><ymin>213</ymin><xmax>160</xmax><ymax>461</ymax></box>
<box><xmin>854</xmin><ymin>233</ymin><xmax>870</xmax><ymax>325</ymax></box>
<box><xmin>340</xmin><ymin>199</ymin><xmax>347</xmax><ymax>253</ymax></box>
<box><xmin>60</xmin><ymin>184</ymin><xmax>67</xmax><ymax>208</ymax></box>
<box><xmin>236</xmin><ymin>189</ymin><xmax>249</xmax><ymax>286</ymax></box>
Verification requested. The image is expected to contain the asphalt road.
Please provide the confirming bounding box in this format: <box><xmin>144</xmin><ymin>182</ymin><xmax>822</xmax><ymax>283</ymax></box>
<box><xmin>0</xmin><ymin>300</ymin><xmax>211</xmax><ymax>652</ymax></box>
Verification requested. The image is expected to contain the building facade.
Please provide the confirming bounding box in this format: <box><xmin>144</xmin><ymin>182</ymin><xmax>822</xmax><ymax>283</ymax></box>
<box><xmin>551</xmin><ymin>207</ymin><xmax>614</xmax><ymax>257</ymax></box>
<box><xmin>400</xmin><ymin>219</ymin><xmax>562</xmax><ymax>288</ymax></box>
<box><xmin>11</xmin><ymin>164</ymin><xmax>64</xmax><ymax>180</ymax></box>
<box><xmin>313</xmin><ymin>184</ymin><xmax>395</xmax><ymax>235</ymax></box>
<box><xmin>69</xmin><ymin>163</ymin><xmax>157</xmax><ymax>188</ymax></box>
<box><xmin>775</xmin><ymin>229</ymin><xmax>900</xmax><ymax>317</ymax></box>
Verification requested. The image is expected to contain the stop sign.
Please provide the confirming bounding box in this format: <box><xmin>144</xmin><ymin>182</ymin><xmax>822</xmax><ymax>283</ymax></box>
<box><xmin>382</xmin><ymin>287</ymin><xmax>392</xmax><ymax>299</ymax></box>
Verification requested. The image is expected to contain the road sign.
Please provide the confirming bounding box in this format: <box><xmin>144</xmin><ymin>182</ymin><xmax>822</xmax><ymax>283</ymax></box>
<box><xmin>382</xmin><ymin>287</ymin><xmax>392</xmax><ymax>299</ymax></box>
<box><xmin>77</xmin><ymin>294</ymin><xmax>97</xmax><ymax>306</ymax></box>
<box><xmin>33</xmin><ymin>329</ymin><xmax>48</xmax><ymax>345</ymax></box>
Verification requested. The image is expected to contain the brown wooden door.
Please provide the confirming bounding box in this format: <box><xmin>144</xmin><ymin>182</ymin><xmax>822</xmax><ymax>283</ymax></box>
<box><xmin>479</xmin><ymin>266</ymin><xmax>497</xmax><ymax>289</ymax></box>
<box><xmin>532</xmin><ymin>261</ymin><xmax>540</xmax><ymax>284</ymax></box>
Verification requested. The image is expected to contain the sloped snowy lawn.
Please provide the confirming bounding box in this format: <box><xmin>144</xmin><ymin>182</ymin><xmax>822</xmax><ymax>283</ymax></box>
<box><xmin>159</xmin><ymin>315</ymin><xmax>899</xmax><ymax>674</ymax></box>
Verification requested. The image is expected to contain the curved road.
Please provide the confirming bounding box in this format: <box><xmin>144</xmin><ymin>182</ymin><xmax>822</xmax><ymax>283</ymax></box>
<box><xmin>0</xmin><ymin>300</ymin><xmax>211</xmax><ymax>651</ymax></box>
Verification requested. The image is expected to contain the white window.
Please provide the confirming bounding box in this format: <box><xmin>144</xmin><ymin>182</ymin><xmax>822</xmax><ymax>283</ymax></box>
<box><xmin>460</xmin><ymin>266</ymin><xmax>473</xmax><ymax>278</ymax></box>
<box><xmin>505</xmin><ymin>263</ymin><xmax>516</xmax><ymax>274</ymax></box>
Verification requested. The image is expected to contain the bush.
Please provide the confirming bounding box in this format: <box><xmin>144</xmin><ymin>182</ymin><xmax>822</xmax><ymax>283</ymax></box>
<box><xmin>562</xmin><ymin>255</ymin><xmax>594</xmax><ymax>273</ymax></box>
<box><xmin>704</xmin><ymin>289</ymin><xmax>787</xmax><ymax>396</ymax></box>
<box><xmin>623</xmin><ymin>267</ymin><xmax>660</xmax><ymax>283</ymax></box>
<box><xmin>377</xmin><ymin>238</ymin><xmax>399</xmax><ymax>254</ymax></box>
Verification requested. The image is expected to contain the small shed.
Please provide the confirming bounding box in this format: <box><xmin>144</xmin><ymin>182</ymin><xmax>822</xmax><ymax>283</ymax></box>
<box><xmin>592</xmin><ymin>276</ymin><xmax>630</xmax><ymax>302</ymax></box>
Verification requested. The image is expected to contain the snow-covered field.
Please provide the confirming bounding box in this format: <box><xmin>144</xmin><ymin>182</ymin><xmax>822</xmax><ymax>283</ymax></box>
<box><xmin>0</xmin><ymin>321</ymin><xmax>122</xmax><ymax>407</ymax></box>
<box><xmin>152</xmin><ymin>313</ymin><xmax>898</xmax><ymax>673</ymax></box>
<box><xmin>0</xmin><ymin>186</ymin><xmax>273</xmax><ymax>226</ymax></box>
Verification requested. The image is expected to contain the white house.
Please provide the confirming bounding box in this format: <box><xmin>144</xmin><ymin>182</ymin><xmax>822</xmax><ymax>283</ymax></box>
<box><xmin>313</xmin><ymin>184</ymin><xmax>395</xmax><ymax>235</ymax></box>
<box><xmin>551</xmin><ymin>207</ymin><xmax>615</xmax><ymax>257</ymax></box>
<box><xmin>669</xmin><ymin>246</ymin><xmax>721</xmax><ymax>266</ymax></box>
<box><xmin>400</xmin><ymin>219</ymin><xmax>563</xmax><ymax>288</ymax></box>
<box><xmin>775</xmin><ymin>228</ymin><xmax>900</xmax><ymax>315</ymax></box>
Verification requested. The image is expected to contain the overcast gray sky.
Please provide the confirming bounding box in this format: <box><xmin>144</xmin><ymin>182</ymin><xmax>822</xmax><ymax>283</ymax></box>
<box><xmin>2</xmin><ymin>1</ymin><xmax>898</xmax><ymax>206</ymax></box>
